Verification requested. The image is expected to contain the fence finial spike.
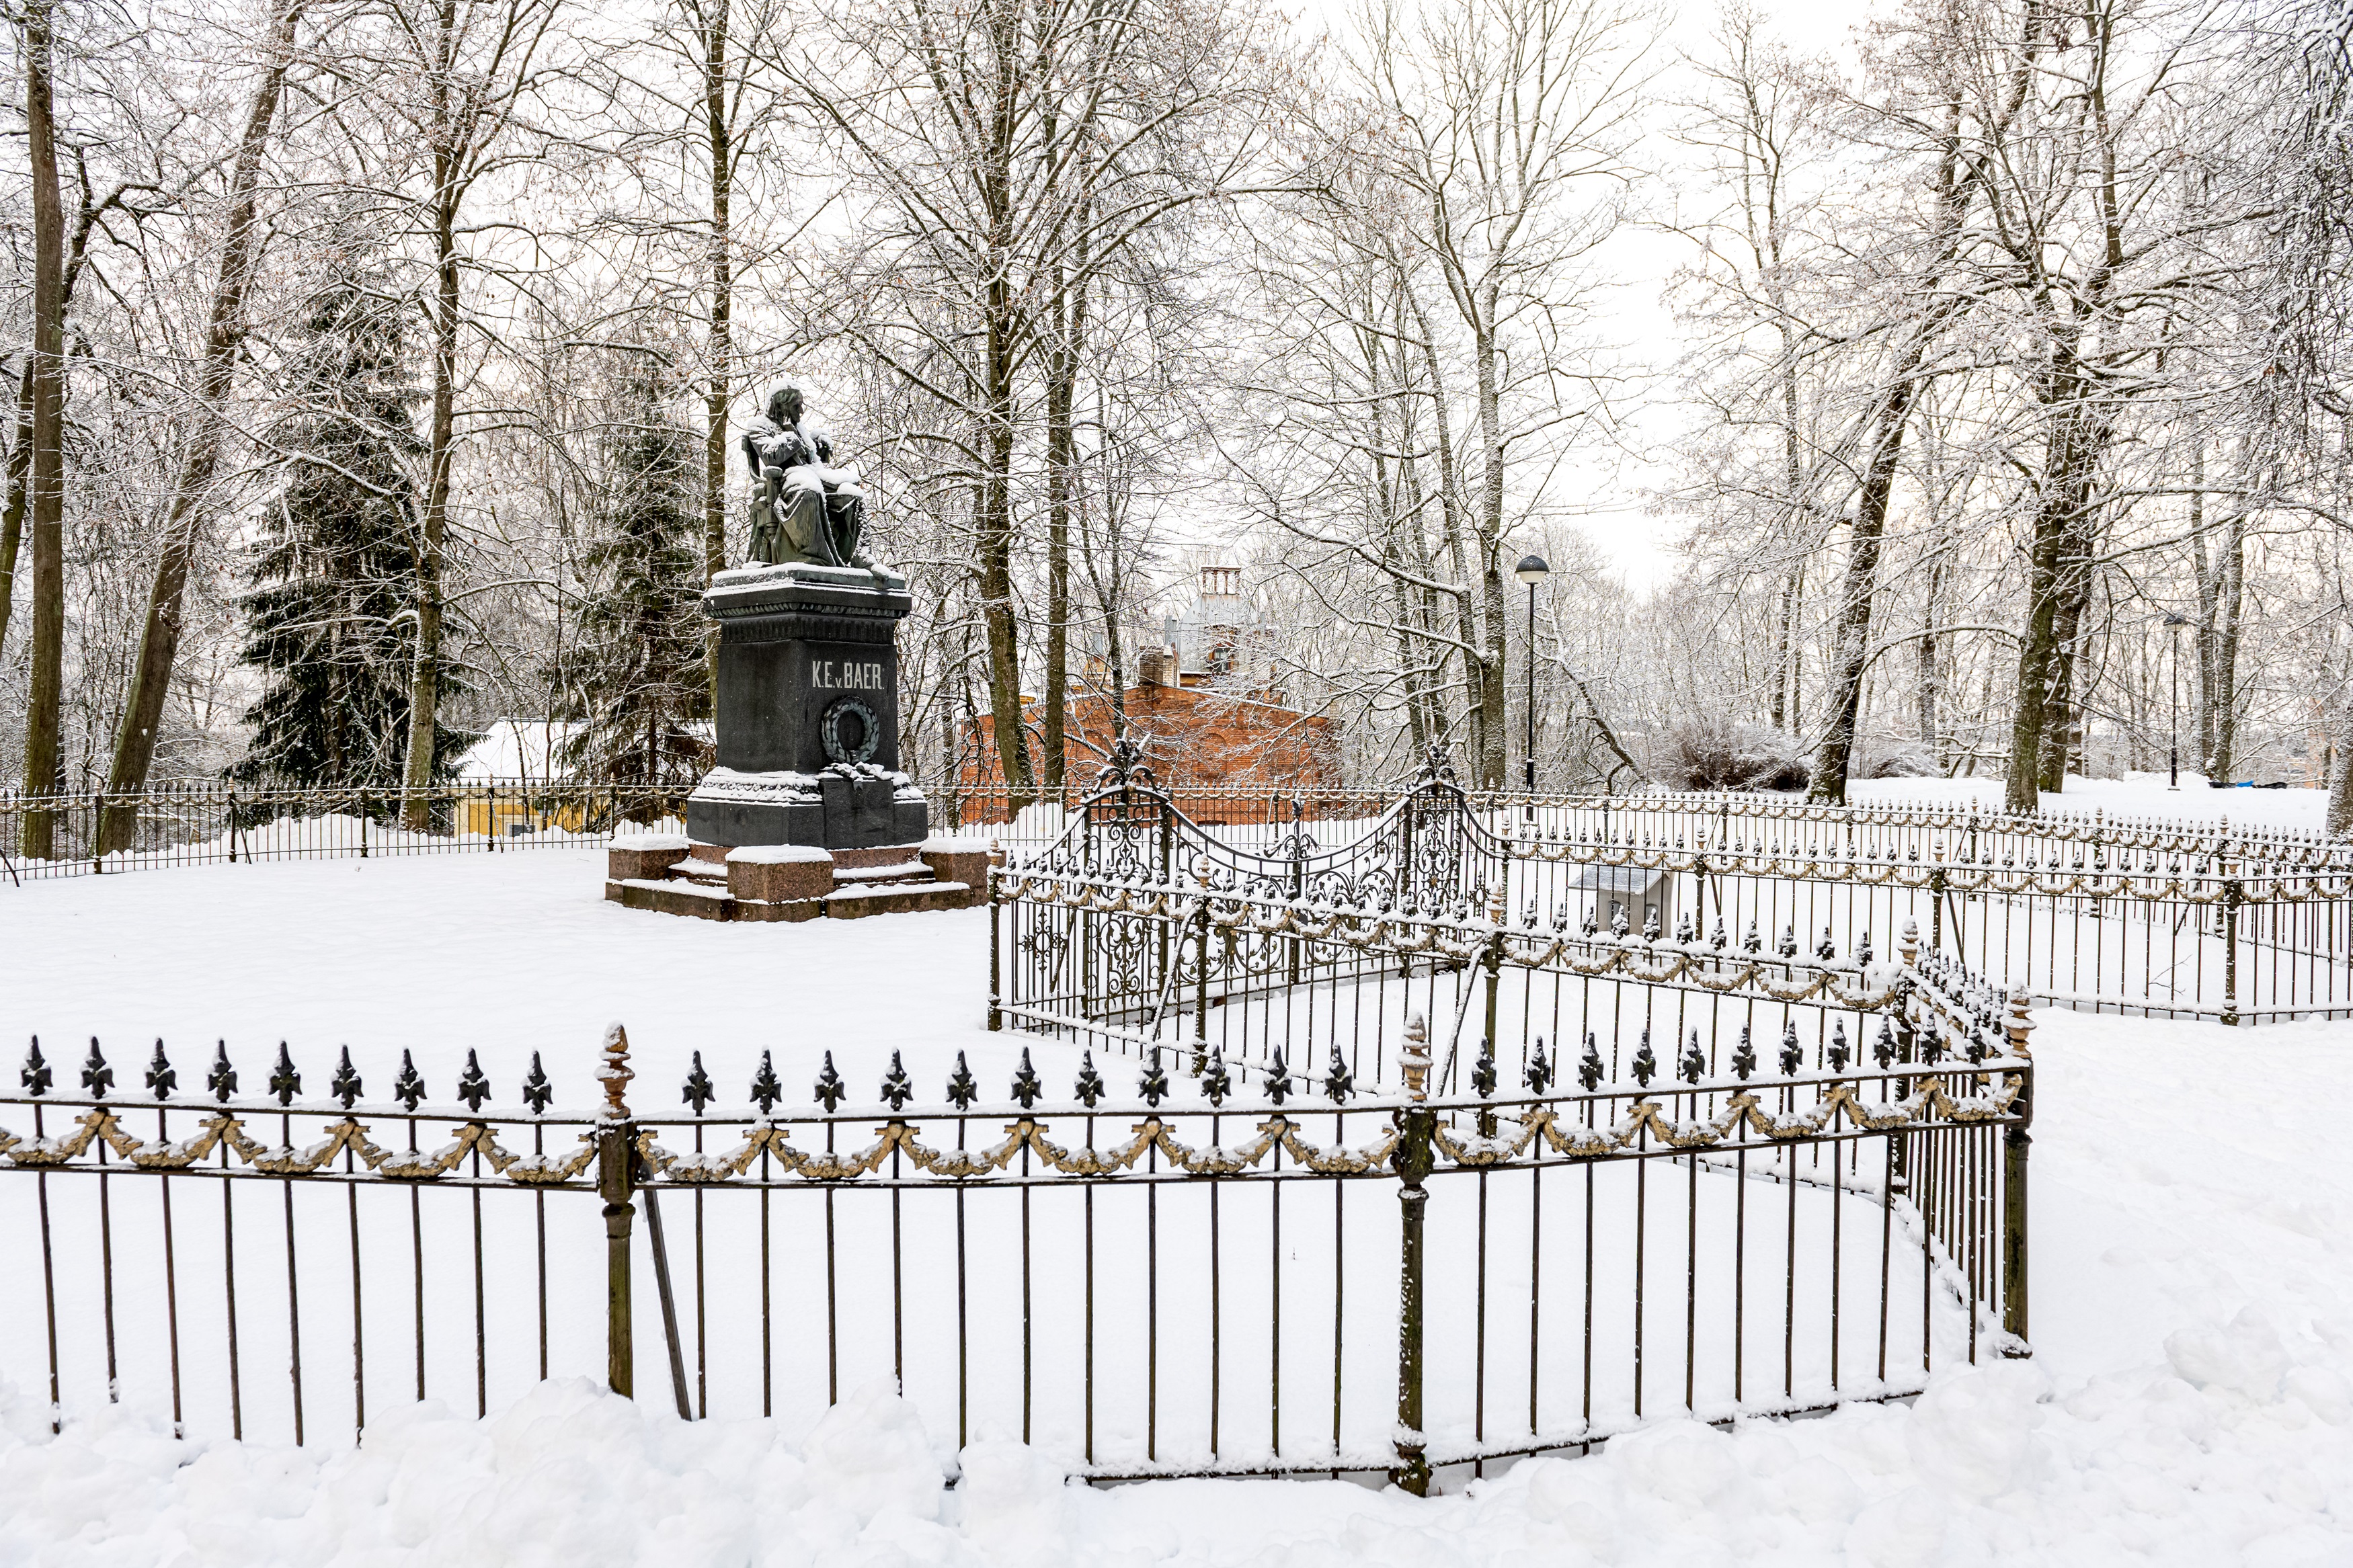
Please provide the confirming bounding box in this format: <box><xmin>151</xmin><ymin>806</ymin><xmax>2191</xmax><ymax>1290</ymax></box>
<box><xmin>880</xmin><ymin>1050</ymin><xmax>913</xmax><ymax>1110</ymax></box>
<box><xmin>22</xmin><ymin>1037</ymin><xmax>50</xmax><ymax>1098</ymax></box>
<box><xmin>332</xmin><ymin>1046</ymin><xmax>361</xmax><ymax>1109</ymax></box>
<box><xmin>458</xmin><ymin>1049</ymin><xmax>490</xmax><ymax>1112</ymax></box>
<box><xmin>1266</xmin><ymin>1046</ymin><xmax>1292</xmax><ymax>1105</ymax></box>
<box><xmin>683</xmin><ymin>1051</ymin><xmax>715</xmax><ymax>1115</ymax></box>
<box><xmin>1524</xmin><ymin>1036</ymin><xmax>1552</xmax><ymax>1096</ymax></box>
<box><xmin>1324</xmin><ymin>1045</ymin><xmax>1354</xmax><ymax>1104</ymax></box>
<box><xmin>1074</xmin><ymin>1050</ymin><xmax>1105</xmax><ymax>1108</ymax></box>
<box><xmin>208</xmin><ymin>1040</ymin><xmax>236</xmax><ymax>1103</ymax></box>
<box><xmin>1201</xmin><ymin>1047</ymin><xmax>1231</xmax><ymax>1106</ymax></box>
<box><xmin>269</xmin><ymin>1041</ymin><xmax>299</xmax><ymax>1106</ymax></box>
<box><xmin>394</xmin><ymin>1050</ymin><xmax>426</xmax><ymax>1112</ymax></box>
<box><xmin>83</xmin><ymin>1038</ymin><xmax>112</xmax><ymax>1101</ymax></box>
<box><xmin>1630</xmin><ymin>1028</ymin><xmax>1657</xmax><ymax>1088</ymax></box>
<box><xmin>147</xmin><ymin>1039</ymin><xmax>175</xmax><ymax>1102</ymax></box>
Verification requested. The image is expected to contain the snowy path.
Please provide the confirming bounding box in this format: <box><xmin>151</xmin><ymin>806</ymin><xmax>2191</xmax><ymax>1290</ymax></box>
<box><xmin>4</xmin><ymin>854</ymin><xmax>2353</xmax><ymax>1564</ymax></box>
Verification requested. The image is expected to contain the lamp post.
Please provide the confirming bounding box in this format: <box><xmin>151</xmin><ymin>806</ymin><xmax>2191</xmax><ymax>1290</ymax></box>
<box><xmin>1515</xmin><ymin>554</ymin><xmax>1550</xmax><ymax>814</ymax></box>
<box><xmin>2163</xmin><ymin>612</ymin><xmax>2187</xmax><ymax>789</ymax></box>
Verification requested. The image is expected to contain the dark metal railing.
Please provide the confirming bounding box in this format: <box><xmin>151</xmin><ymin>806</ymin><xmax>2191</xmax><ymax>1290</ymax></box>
<box><xmin>988</xmin><ymin>747</ymin><xmax>2353</xmax><ymax>1025</ymax></box>
<box><xmin>0</xmin><ymin>778</ymin><xmax>692</xmax><ymax>880</ymax></box>
<box><xmin>2</xmin><ymin>1003</ymin><xmax>2028</xmax><ymax>1488</ymax></box>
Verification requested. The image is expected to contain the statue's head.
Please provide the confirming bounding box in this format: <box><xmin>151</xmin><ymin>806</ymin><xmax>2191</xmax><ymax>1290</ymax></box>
<box><xmin>767</xmin><ymin>383</ymin><xmax>805</xmax><ymax>425</ymax></box>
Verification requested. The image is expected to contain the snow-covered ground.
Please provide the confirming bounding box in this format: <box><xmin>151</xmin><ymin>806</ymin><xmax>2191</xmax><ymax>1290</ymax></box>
<box><xmin>1848</xmin><ymin>772</ymin><xmax>2330</xmax><ymax>834</ymax></box>
<box><xmin>5</xmin><ymin>852</ymin><xmax>2353</xmax><ymax>1564</ymax></box>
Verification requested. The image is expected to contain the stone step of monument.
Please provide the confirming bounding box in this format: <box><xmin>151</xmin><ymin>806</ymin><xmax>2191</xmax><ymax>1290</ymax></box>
<box><xmin>830</xmin><ymin>843</ymin><xmax>922</xmax><ymax>870</ymax></box>
<box><xmin>822</xmin><ymin>880</ymin><xmax>975</xmax><ymax>919</ymax></box>
<box><xmin>830</xmin><ymin>861</ymin><xmax>939</xmax><ymax>888</ymax></box>
<box><xmin>671</xmin><ymin>862</ymin><xmax>732</xmax><ymax>889</ymax></box>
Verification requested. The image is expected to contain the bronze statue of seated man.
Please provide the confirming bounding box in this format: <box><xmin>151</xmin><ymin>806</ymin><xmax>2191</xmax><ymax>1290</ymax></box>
<box><xmin>743</xmin><ymin>382</ymin><xmax>868</xmax><ymax>569</ymax></box>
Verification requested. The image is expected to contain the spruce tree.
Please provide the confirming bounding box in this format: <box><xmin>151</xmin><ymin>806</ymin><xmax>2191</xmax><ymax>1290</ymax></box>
<box><xmin>563</xmin><ymin>356</ymin><xmax>709</xmax><ymax>784</ymax></box>
<box><xmin>230</xmin><ymin>259</ymin><xmax>471</xmax><ymax>788</ymax></box>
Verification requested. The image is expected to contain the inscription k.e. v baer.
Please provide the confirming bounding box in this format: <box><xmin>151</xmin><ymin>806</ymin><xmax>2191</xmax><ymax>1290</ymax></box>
<box><xmin>813</xmin><ymin>659</ymin><xmax>887</xmax><ymax>691</ymax></box>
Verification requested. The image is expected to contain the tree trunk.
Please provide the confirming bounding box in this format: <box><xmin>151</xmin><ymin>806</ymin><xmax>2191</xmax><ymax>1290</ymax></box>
<box><xmin>1470</xmin><ymin>300</ymin><xmax>1508</xmax><ymax>790</ymax></box>
<box><xmin>1040</xmin><ymin>260</ymin><xmax>1084</xmax><ymax>790</ymax></box>
<box><xmin>2329</xmin><ymin>700</ymin><xmax>2353</xmax><ymax>838</ymax></box>
<box><xmin>1918</xmin><ymin>550</ymin><xmax>1944</xmax><ymax>763</ymax></box>
<box><xmin>97</xmin><ymin>0</ymin><xmax>305</xmax><ymax>852</ymax></box>
<box><xmin>401</xmin><ymin>171</ymin><xmax>463</xmax><ymax>828</ymax></box>
<box><xmin>1405</xmin><ymin>286</ymin><xmax>1475</xmax><ymax>769</ymax></box>
<box><xmin>15</xmin><ymin>0</ymin><xmax>66</xmax><ymax>854</ymax></box>
<box><xmin>1808</xmin><ymin>96</ymin><xmax>1972</xmax><ymax>805</ymax></box>
<box><xmin>2036</xmin><ymin>573</ymin><xmax>2091</xmax><ymax>793</ymax></box>
<box><xmin>0</xmin><ymin>363</ymin><xmax>35</xmax><ymax>659</ymax></box>
<box><xmin>979</xmin><ymin>325</ymin><xmax>1031</xmax><ymax>804</ymax></box>
<box><xmin>701</xmin><ymin>0</ymin><xmax>731</xmax><ymax>715</ymax></box>
<box><xmin>1768</xmin><ymin>567</ymin><xmax>1796</xmax><ymax>729</ymax></box>
<box><xmin>2210</xmin><ymin>511</ymin><xmax>2245</xmax><ymax>783</ymax></box>
<box><xmin>1808</xmin><ymin>365</ymin><xmax>1927</xmax><ymax>804</ymax></box>
<box><xmin>2004</xmin><ymin>390</ymin><xmax>2105</xmax><ymax>813</ymax></box>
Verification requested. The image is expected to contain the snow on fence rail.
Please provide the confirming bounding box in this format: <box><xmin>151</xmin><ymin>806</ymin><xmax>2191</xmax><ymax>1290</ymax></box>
<box><xmin>991</xmin><ymin>747</ymin><xmax>2353</xmax><ymax>1026</ymax></box>
<box><xmin>10</xmin><ymin>751</ymin><xmax>2340</xmax><ymax>1021</ymax></box>
<box><xmin>0</xmin><ymin>778</ymin><xmax>689</xmax><ymax>878</ymax></box>
<box><xmin>0</xmin><ymin>1009</ymin><xmax>2028</xmax><ymax>1490</ymax></box>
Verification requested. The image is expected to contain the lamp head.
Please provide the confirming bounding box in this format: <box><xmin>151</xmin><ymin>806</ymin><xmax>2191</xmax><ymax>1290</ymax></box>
<box><xmin>1515</xmin><ymin>553</ymin><xmax>1551</xmax><ymax>585</ymax></box>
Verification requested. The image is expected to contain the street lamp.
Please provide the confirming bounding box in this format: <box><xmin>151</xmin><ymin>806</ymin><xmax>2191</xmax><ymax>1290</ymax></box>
<box><xmin>1515</xmin><ymin>554</ymin><xmax>1550</xmax><ymax>809</ymax></box>
<box><xmin>2163</xmin><ymin>612</ymin><xmax>2190</xmax><ymax>790</ymax></box>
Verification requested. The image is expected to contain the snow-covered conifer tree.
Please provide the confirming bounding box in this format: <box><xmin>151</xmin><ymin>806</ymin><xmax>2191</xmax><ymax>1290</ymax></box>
<box><xmin>562</xmin><ymin>354</ymin><xmax>709</xmax><ymax>784</ymax></box>
<box><xmin>231</xmin><ymin>253</ymin><xmax>469</xmax><ymax>788</ymax></box>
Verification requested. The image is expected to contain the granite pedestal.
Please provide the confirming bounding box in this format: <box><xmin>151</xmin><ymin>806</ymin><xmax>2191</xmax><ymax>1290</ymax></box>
<box><xmin>682</xmin><ymin>563</ymin><xmax>929</xmax><ymax>850</ymax></box>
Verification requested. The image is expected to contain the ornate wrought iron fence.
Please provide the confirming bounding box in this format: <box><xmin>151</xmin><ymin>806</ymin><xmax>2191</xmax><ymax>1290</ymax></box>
<box><xmin>989</xmin><ymin>751</ymin><xmax>2353</xmax><ymax>1026</ymax></box>
<box><xmin>3</xmin><ymin>994</ymin><xmax>2027</xmax><ymax>1490</ymax></box>
<box><xmin>978</xmin><ymin>749</ymin><xmax>2032</xmax><ymax>1477</ymax></box>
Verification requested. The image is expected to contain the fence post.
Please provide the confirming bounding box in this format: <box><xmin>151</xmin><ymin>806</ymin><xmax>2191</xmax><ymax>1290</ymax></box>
<box><xmin>1392</xmin><ymin>1013</ymin><xmax>1434</xmax><ymax>1497</ymax></box>
<box><xmin>596</xmin><ymin>1026</ymin><xmax>637</xmax><ymax>1398</ymax></box>
<box><xmin>1194</xmin><ymin>874</ymin><xmax>1213</xmax><ymax>1073</ymax></box>
<box><xmin>1999</xmin><ymin>987</ymin><xmax>2034</xmax><ymax>1352</ymax></box>
<box><xmin>1928</xmin><ymin>856</ymin><xmax>1946</xmax><ymax>953</ymax></box>
<box><xmin>1477</xmin><ymin>883</ymin><xmax>1505</xmax><ymax>1098</ymax></box>
<box><xmin>2221</xmin><ymin>870</ymin><xmax>2242</xmax><ymax>1027</ymax></box>
<box><xmin>987</xmin><ymin>841</ymin><xmax>1005</xmax><ymax>1031</ymax></box>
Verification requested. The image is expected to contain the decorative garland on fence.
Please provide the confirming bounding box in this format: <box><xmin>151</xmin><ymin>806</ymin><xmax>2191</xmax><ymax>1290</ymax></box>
<box><xmin>0</xmin><ymin>1071</ymin><xmax>2022</xmax><ymax>1188</ymax></box>
<box><xmin>1431</xmin><ymin>1073</ymin><xmax>2025</xmax><ymax>1167</ymax></box>
<box><xmin>0</xmin><ymin>1108</ymin><xmax>597</xmax><ymax>1182</ymax></box>
<box><xmin>996</xmin><ymin>869</ymin><xmax>1933</xmax><ymax>1014</ymax></box>
<box><xmin>1504</xmin><ymin>837</ymin><xmax>2350</xmax><ymax>904</ymax></box>
<box><xmin>636</xmin><ymin>1113</ymin><xmax>1400</xmax><ymax>1184</ymax></box>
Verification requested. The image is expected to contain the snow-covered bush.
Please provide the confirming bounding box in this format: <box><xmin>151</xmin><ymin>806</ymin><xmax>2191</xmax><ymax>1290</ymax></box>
<box><xmin>1655</xmin><ymin>714</ymin><xmax>1810</xmax><ymax>792</ymax></box>
<box><xmin>1852</xmin><ymin>732</ymin><xmax>1943</xmax><ymax>779</ymax></box>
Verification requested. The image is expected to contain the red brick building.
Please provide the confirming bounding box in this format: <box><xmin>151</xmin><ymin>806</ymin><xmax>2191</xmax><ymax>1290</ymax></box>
<box><xmin>961</xmin><ymin>680</ymin><xmax>1338</xmax><ymax>793</ymax></box>
<box><xmin>959</xmin><ymin>567</ymin><xmax>1339</xmax><ymax>796</ymax></box>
